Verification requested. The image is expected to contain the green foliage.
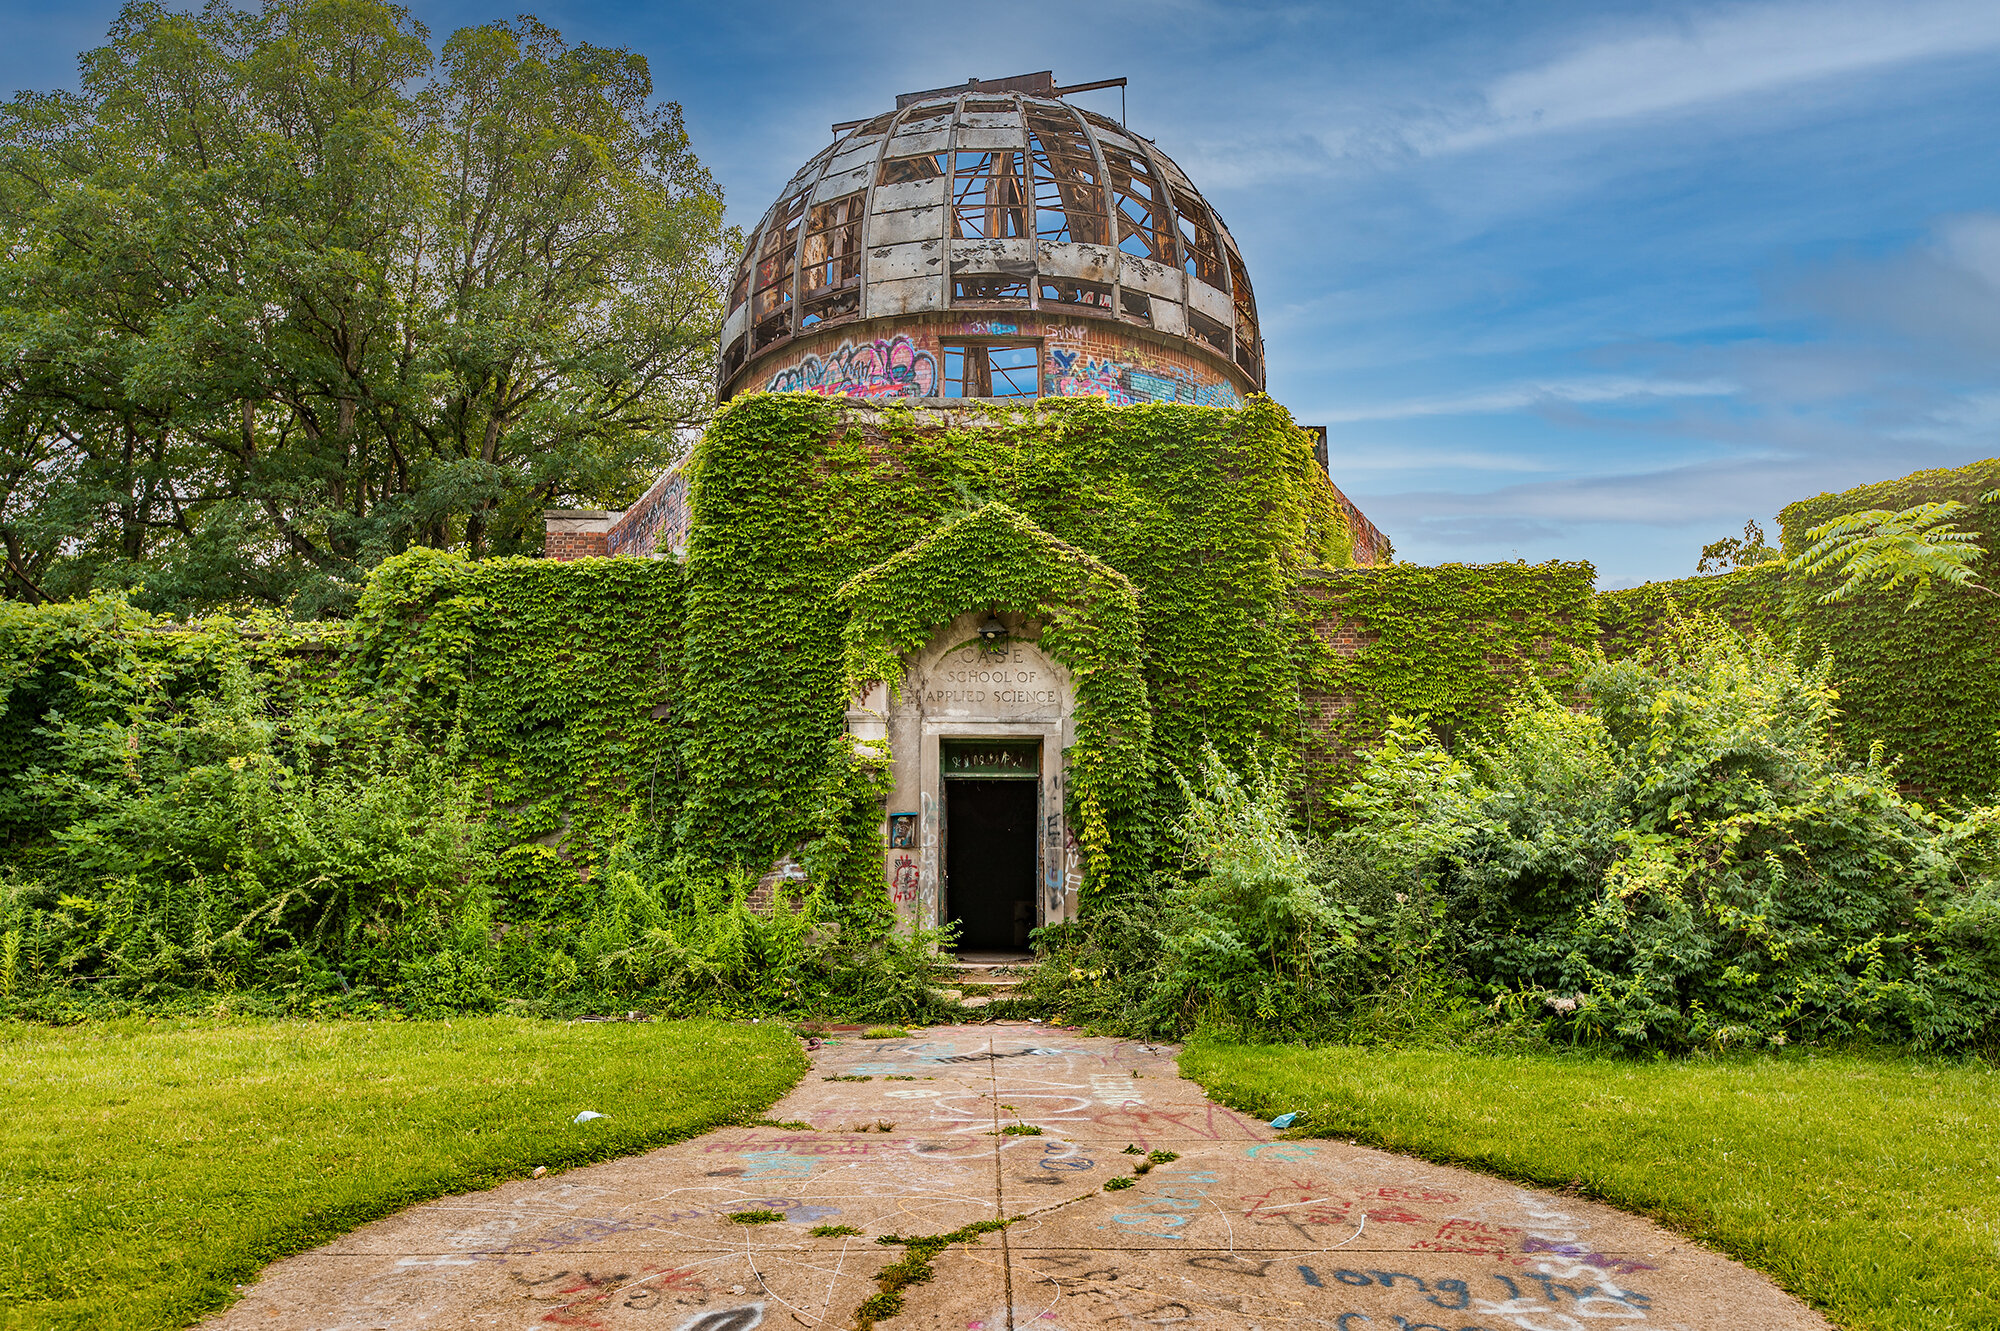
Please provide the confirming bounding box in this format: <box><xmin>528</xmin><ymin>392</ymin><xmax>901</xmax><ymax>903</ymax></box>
<box><xmin>1305</xmin><ymin>560</ymin><xmax>1598</xmax><ymax>794</ymax></box>
<box><xmin>343</xmin><ymin>547</ymin><xmax>685</xmax><ymax>852</ymax></box>
<box><xmin>1</xmin><ymin>1016</ymin><xmax>803</xmax><ymax>1330</ymax></box>
<box><xmin>1788</xmin><ymin>500</ymin><xmax>1989</xmax><ymax>605</ymax></box>
<box><xmin>1036</xmin><ymin>617</ymin><xmax>2000</xmax><ymax>1054</ymax></box>
<box><xmin>0</xmin><ymin>0</ymin><xmax>726</xmax><ymax>614</ymax></box>
<box><xmin>0</xmin><ymin>564</ymin><xmax>949</xmax><ymax>1020</ymax></box>
<box><xmin>1695</xmin><ymin>518</ymin><xmax>1780</xmax><ymax>574</ymax></box>
<box><xmin>1780</xmin><ymin>457</ymin><xmax>2000</xmax><ymax>803</ymax></box>
<box><xmin>1596</xmin><ymin>563</ymin><xmax>1789</xmax><ymax>658</ymax></box>
<box><xmin>839</xmin><ymin>503</ymin><xmax>1151</xmax><ymax>891</ymax></box>
<box><xmin>676</xmin><ymin>393</ymin><xmax>1346</xmax><ymax>889</ymax></box>
<box><xmin>1339</xmin><ymin>620</ymin><xmax>2000</xmax><ymax>1052</ymax></box>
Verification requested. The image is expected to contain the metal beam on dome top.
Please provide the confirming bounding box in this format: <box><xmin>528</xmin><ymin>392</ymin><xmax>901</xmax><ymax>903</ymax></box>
<box><xmin>1053</xmin><ymin>76</ymin><xmax>1129</xmax><ymax>126</ymax></box>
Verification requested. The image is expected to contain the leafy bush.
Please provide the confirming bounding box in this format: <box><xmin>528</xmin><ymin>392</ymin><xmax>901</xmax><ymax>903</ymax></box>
<box><xmin>1034</xmin><ymin>617</ymin><xmax>2000</xmax><ymax>1053</ymax></box>
<box><xmin>0</xmin><ymin>647</ymin><xmax>951</xmax><ymax>1022</ymax></box>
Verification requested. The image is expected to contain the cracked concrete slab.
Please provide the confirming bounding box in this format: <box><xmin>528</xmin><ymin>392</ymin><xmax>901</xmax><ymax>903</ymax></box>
<box><xmin>204</xmin><ymin>1023</ymin><xmax>1829</xmax><ymax>1331</ymax></box>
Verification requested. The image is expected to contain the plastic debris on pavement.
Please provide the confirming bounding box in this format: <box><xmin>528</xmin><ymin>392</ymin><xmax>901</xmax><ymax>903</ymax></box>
<box><xmin>1269</xmin><ymin>1111</ymin><xmax>1300</xmax><ymax>1129</ymax></box>
<box><xmin>532</xmin><ymin>1166</ymin><xmax>547</xmax><ymax>1178</ymax></box>
<box><xmin>573</xmin><ymin>1111</ymin><xmax>606</xmax><ymax>1124</ymax></box>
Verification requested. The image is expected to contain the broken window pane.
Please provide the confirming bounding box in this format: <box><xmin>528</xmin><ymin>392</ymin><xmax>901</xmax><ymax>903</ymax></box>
<box><xmin>1189</xmin><ymin>309</ymin><xmax>1231</xmax><ymax>356</ymax></box>
<box><xmin>1038</xmin><ymin>276</ymin><xmax>1113</xmax><ymax>312</ymax></box>
<box><xmin>800</xmin><ymin>287</ymin><xmax>860</xmax><ymax>330</ymax></box>
<box><xmin>1228</xmin><ymin>246</ymin><xmax>1259</xmax><ymax>373</ymax></box>
<box><xmin>952</xmin><ymin>151</ymin><xmax>1027</xmax><ymax>239</ymax></box>
<box><xmin>800</xmin><ymin>194</ymin><xmax>863</xmax><ymax>296</ymax></box>
<box><xmin>963</xmin><ymin>99</ymin><xmax>1016</xmax><ymax>113</ymax></box>
<box><xmin>1104</xmin><ymin>147</ymin><xmax>1173</xmax><ymax>263</ymax></box>
<box><xmin>1172</xmin><ymin>188</ymin><xmax>1223</xmax><ymax>288</ymax></box>
<box><xmin>1119</xmin><ymin>288</ymin><xmax>1152</xmax><ymax>323</ymax></box>
<box><xmin>942</xmin><ymin>341</ymin><xmax>1040</xmax><ymax>398</ymax></box>
<box><xmin>751</xmin><ymin>194</ymin><xmax>806</xmax><ymax>348</ymax></box>
<box><xmin>952</xmin><ymin>273</ymin><xmax>1030</xmax><ymax>303</ymax></box>
<box><xmin>1029</xmin><ymin>111</ymin><xmax>1106</xmax><ymax>246</ymax></box>
<box><xmin>852</xmin><ymin>112</ymin><xmax>896</xmax><ymax>138</ymax></box>
<box><xmin>720</xmin><ymin>334</ymin><xmax>748</xmax><ymax>380</ymax></box>
<box><xmin>879</xmin><ymin>152</ymin><xmax>946</xmax><ymax>186</ymax></box>
<box><xmin>987</xmin><ymin>345</ymin><xmax>1039</xmax><ymax>397</ymax></box>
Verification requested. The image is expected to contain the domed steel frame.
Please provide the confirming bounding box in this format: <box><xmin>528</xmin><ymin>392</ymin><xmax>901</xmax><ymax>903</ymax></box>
<box><xmin>717</xmin><ymin>75</ymin><xmax>1263</xmax><ymax>406</ymax></box>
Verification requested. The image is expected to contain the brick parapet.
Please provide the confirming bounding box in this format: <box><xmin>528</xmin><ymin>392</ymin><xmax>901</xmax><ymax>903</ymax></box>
<box><xmin>543</xmin><ymin>511</ymin><xmax>616</xmax><ymax>562</ymax></box>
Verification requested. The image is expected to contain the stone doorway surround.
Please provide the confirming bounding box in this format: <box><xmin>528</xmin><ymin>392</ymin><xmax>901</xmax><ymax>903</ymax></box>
<box><xmin>847</xmin><ymin>609</ymin><xmax>1081</xmax><ymax>936</ymax></box>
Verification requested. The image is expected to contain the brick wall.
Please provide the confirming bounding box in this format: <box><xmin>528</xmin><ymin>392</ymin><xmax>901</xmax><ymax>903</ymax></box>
<box><xmin>743</xmin><ymin>311</ymin><xmax>1250</xmax><ymax>408</ymax></box>
<box><xmin>543</xmin><ymin>511</ymin><xmax>616</xmax><ymax>561</ymax></box>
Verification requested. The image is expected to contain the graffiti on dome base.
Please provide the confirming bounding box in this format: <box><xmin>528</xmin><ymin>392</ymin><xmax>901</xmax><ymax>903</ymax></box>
<box><xmin>1048</xmin><ymin>346</ymin><xmax>1240</xmax><ymax>408</ymax></box>
<box><xmin>766</xmin><ymin>335</ymin><xmax>938</xmax><ymax>398</ymax></box>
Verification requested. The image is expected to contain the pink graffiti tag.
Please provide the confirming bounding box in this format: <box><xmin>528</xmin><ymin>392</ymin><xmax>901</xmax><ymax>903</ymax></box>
<box><xmin>766</xmin><ymin>335</ymin><xmax>939</xmax><ymax>398</ymax></box>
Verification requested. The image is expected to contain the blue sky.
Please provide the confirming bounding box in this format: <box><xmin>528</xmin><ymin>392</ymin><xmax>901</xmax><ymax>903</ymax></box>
<box><xmin>7</xmin><ymin>0</ymin><xmax>1999</xmax><ymax>585</ymax></box>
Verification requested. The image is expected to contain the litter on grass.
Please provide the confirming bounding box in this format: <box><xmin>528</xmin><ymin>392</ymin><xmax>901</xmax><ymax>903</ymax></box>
<box><xmin>1269</xmin><ymin>1112</ymin><xmax>1300</xmax><ymax>1129</ymax></box>
<box><xmin>573</xmin><ymin>1111</ymin><xmax>606</xmax><ymax>1124</ymax></box>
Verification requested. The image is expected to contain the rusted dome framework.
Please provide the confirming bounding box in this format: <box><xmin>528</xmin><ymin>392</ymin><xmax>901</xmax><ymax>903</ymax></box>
<box><xmin>718</xmin><ymin>73</ymin><xmax>1263</xmax><ymax>405</ymax></box>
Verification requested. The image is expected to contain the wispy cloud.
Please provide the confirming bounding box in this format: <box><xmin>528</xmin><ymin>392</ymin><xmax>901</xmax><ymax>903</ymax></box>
<box><xmin>1321</xmin><ymin>377</ymin><xmax>1737</xmax><ymax>423</ymax></box>
<box><xmin>1430</xmin><ymin>0</ymin><xmax>2000</xmax><ymax>153</ymax></box>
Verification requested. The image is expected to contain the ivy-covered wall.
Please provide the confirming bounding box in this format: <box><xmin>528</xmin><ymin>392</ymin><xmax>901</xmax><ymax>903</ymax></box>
<box><xmin>1595</xmin><ymin>564</ymin><xmax>1788</xmax><ymax>658</ymax></box>
<box><xmin>341</xmin><ymin>550</ymin><xmax>686</xmax><ymax>852</ymax></box>
<box><xmin>1778</xmin><ymin>459</ymin><xmax>2000</xmax><ymax>804</ymax></box>
<box><xmin>1300</xmin><ymin>561</ymin><xmax>1600</xmax><ymax>800</ymax></box>
<box><xmin>674</xmin><ymin>393</ymin><xmax>1351</xmax><ymax>890</ymax></box>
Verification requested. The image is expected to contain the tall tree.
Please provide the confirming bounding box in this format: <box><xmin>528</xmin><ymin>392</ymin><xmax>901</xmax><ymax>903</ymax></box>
<box><xmin>0</xmin><ymin>0</ymin><xmax>727</xmax><ymax>613</ymax></box>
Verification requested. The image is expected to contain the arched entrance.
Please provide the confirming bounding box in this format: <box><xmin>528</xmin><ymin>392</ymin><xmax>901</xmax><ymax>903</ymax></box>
<box><xmin>846</xmin><ymin>609</ymin><xmax>1078</xmax><ymax>949</ymax></box>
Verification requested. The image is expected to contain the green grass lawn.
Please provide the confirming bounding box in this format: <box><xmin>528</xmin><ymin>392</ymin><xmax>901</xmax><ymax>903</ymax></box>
<box><xmin>1181</xmin><ymin>1041</ymin><xmax>2000</xmax><ymax>1331</ymax></box>
<box><xmin>0</xmin><ymin>1016</ymin><xmax>804</xmax><ymax>1331</ymax></box>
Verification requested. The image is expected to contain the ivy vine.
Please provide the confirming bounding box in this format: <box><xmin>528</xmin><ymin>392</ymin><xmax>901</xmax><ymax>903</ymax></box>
<box><xmin>838</xmin><ymin>502</ymin><xmax>1151</xmax><ymax>892</ymax></box>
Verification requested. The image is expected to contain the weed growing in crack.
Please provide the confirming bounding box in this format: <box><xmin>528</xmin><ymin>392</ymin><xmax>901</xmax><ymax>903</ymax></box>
<box><xmin>810</xmin><ymin>1224</ymin><xmax>864</xmax><ymax>1238</ymax></box>
<box><xmin>729</xmin><ymin>1209</ymin><xmax>785</xmax><ymax>1225</ymax></box>
<box><xmin>1103</xmin><ymin>1176</ymin><xmax>1135</xmax><ymax>1191</ymax></box>
<box><xmin>855</xmin><ymin>1219</ymin><xmax>1013</xmax><ymax>1330</ymax></box>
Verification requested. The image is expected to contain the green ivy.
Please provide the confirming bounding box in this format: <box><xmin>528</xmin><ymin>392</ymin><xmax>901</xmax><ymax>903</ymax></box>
<box><xmin>838</xmin><ymin>503</ymin><xmax>1151</xmax><ymax>892</ymax></box>
<box><xmin>1595</xmin><ymin>563</ymin><xmax>1788</xmax><ymax>657</ymax></box>
<box><xmin>341</xmin><ymin>548</ymin><xmax>685</xmax><ymax>852</ymax></box>
<box><xmin>1779</xmin><ymin>458</ymin><xmax>2000</xmax><ymax>804</ymax></box>
<box><xmin>1303</xmin><ymin>561</ymin><xmax>1599</xmax><ymax>794</ymax></box>
<box><xmin>673</xmin><ymin>393</ymin><xmax>1348</xmax><ymax>893</ymax></box>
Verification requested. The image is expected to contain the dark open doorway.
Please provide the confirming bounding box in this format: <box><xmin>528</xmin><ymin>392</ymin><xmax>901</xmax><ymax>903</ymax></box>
<box><xmin>944</xmin><ymin>779</ymin><xmax>1038</xmax><ymax>951</ymax></box>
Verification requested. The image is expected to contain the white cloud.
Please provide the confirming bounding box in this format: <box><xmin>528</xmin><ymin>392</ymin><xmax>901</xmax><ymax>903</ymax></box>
<box><xmin>1320</xmin><ymin>376</ymin><xmax>1737</xmax><ymax>423</ymax></box>
<box><xmin>1429</xmin><ymin>0</ymin><xmax>2000</xmax><ymax>153</ymax></box>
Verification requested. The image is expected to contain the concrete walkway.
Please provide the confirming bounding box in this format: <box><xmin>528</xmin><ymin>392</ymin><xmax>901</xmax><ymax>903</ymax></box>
<box><xmin>210</xmin><ymin>1023</ymin><xmax>1828</xmax><ymax>1331</ymax></box>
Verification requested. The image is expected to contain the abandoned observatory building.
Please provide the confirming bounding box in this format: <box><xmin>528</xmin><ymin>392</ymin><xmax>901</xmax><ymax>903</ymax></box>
<box><xmin>544</xmin><ymin>72</ymin><xmax>1388</xmax><ymax>953</ymax></box>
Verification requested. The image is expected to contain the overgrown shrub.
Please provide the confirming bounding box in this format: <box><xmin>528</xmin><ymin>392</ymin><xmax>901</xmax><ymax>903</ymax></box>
<box><xmin>1033</xmin><ymin>617</ymin><xmax>2000</xmax><ymax>1053</ymax></box>
<box><xmin>0</xmin><ymin>644</ymin><xmax>951</xmax><ymax>1022</ymax></box>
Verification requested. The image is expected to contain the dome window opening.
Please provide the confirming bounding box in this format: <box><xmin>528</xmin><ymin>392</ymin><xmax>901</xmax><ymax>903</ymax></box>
<box><xmin>1106</xmin><ymin>147</ymin><xmax>1173</xmax><ymax>263</ymax></box>
<box><xmin>1029</xmin><ymin>111</ymin><xmax>1106</xmax><ymax>246</ymax></box>
<box><xmin>952</xmin><ymin>151</ymin><xmax>1028</xmax><ymax>239</ymax></box>
<box><xmin>942</xmin><ymin>341</ymin><xmax>1040</xmax><ymax>399</ymax></box>
<box><xmin>1173</xmin><ymin>189</ymin><xmax>1224</xmax><ymax>289</ymax></box>
<box><xmin>952</xmin><ymin>272</ymin><xmax>1031</xmax><ymax>304</ymax></box>
<box><xmin>1228</xmin><ymin>248</ymin><xmax>1260</xmax><ymax>376</ymax></box>
<box><xmin>1039</xmin><ymin>275</ymin><xmax>1114</xmax><ymax>314</ymax></box>
<box><xmin>1189</xmin><ymin>308</ymin><xmax>1231</xmax><ymax>356</ymax></box>
<box><xmin>752</xmin><ymin>194</ymin><xmax>807</xmax><ymax>350</ymax></box>
<box><xmin>800</xmin><ymin>194</ymin><xmax>864</xmax><ymax>330</ymax></box>
<box><xmin>878</xmin><ymin>152</ymin><xmax>946</xmax><ymax>186</ymax></box>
